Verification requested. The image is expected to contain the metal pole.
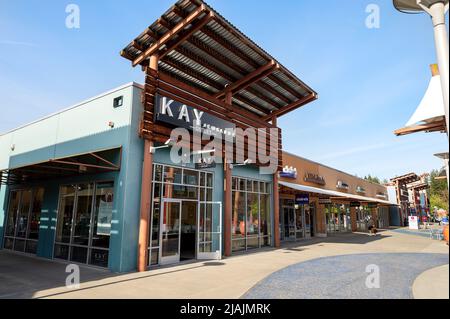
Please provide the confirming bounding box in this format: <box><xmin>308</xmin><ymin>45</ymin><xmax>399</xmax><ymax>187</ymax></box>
<box><xmin>427</xmin><ymin>2</ymin><xmax>450</xmax><ymax>137</ymax></box>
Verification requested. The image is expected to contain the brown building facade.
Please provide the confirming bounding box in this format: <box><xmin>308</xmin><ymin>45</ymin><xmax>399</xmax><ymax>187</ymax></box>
<box><xmin>278</xmin><ymin>152</ymin><xmax>394</xmax><ymax>240</ymax></box>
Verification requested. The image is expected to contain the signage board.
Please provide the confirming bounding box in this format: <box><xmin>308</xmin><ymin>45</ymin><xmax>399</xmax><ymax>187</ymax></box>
<box><xmin>350</xmin><ymin>202</ymin><xmax>361</xmax><ymax>208</ymax></box>
<box><xmin>368</xmin><ymin>203</ymin><xmax>378</xmax><ymax>209</ymax></box>
<box><xmin>279</xmin><ymin>166</ymin><xmax>298</xmax><ymax>179</ymax></box>
<box><xmin>409</xmin><ymin>216</ymin><xmax>419</xmax><ymax>230</ymax></box>
<box><xmin>295</xmin><ymin>194</ymin><xmax>310</xmax><ymax>205</ymax></box>
<box><xmin>304</xmin><ymin>173</ymin><xmax>326</xmax><ymax>185</ymax></box>
<box><xmin>154</xmin><ymin>94</ymin><xmax>236</xmax><ymax>139</ymax></box>
<box><xmin>195</xmin><ymin>161</ymin><xmax>216</xmax><ymax>170</ymax></box>
<box><xmin>318</xmin><ymin>198</ymin><xmax>331</xmax><ymax>205</ymax></box>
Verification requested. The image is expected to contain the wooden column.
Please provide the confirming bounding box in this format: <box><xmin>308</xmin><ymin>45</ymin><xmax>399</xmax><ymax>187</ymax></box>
<box><xmin>272</xmin><ymin>116</ymin><xmax>280</xmax><ymax>248</ymax></box>
<box><xmin>224</xmin><ymin>92</ymin><xmax>233</xmax><ymax>257</ymax></box>
<box><xmin>371</xmin><ymin>207</ymin><xmax>378</xmax><ymax>228</ymax></box>
<box><xmin>137</xmin><ymin>55</ymin><xmax>158</xmax><ymax>272</ymax></box>
<box><xmin>350</xmin><ymin>207</ymin><xmax>357</xmax><ymax>232</ymax></box>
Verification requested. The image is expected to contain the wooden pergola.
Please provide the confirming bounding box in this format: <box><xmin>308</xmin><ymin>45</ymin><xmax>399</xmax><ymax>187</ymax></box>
<box><xmin>121</xmin><ymin>0</ymin><xmax>317</xmax><ymax>272</ymax></box>
<box><xmin>121</xmin><ymin>0</ymin><xmax>317</xmax><ymax>127</ymax></box>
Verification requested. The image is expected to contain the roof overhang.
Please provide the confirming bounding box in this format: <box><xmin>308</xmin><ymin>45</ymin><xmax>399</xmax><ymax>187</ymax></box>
<box><xmin>0</xmin><ymin>147</ymin><xmax>122</xmax><ymax>186</ymax></box>
<box><xmin>390</xmin><ymin>173</ymin><xmax>420</xmax><ymax>184</ymax></box>
<box><xmin>120</xmin><ymin>0</ymin><xmax>317</xmax><ymax>120</ymax></box>
<box><xmin>279</xmin><ymin>181</ymin><xmax>394</xmax><ymax>205</ymax></box>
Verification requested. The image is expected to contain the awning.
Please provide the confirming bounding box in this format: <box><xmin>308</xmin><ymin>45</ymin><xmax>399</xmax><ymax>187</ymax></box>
<box><xmin>279</xmin><ymin>181</ymin><xmax>394</xmax><ymax>205</ymax></box>
<box><xmin>394</xmin><ymin>73</ymin><xmax>446</xmax><ymax>136</ymax></box>
<box><xmin>1</xmin><ymin>147</ymin><xmax>122</xmax><ymax>186</ymax></box>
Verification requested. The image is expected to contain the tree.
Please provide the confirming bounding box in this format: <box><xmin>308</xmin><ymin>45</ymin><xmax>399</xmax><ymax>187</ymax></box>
<box><xmin>364</xmin><ymin>175</ymin><xmax>381</xmax><ymax>184</ymax></box>
<box><xmin>429</xmin><ymin>169</ymin><xmax>448</xmax><ymax>212</ymax></box>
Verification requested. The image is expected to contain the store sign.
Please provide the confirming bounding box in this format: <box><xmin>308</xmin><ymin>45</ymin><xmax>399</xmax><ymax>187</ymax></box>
<box><xmin>368</xmin><ymin>203</ymin><xmax>378</xmax><ymax>209</ymax></box>
<box><xmin>279</xmin><ymin>166</ymin><xmax>298</xmax><ymax>179</ymax></box>
<box><xmin>304</xmin><ymin>173</ymin><xmax>326</xmax><ymax>185</ymax></box>
<box><xmin>154</xmin><ymin>94</ymin><xmax>236</xmax><ymax>138</ymax></box>
<box><xmin>295</xmin><ymin>193</ymin><xmax>309</xmax><ymax>205</ymax></box>
<box><xmin>319</xmin><ymin>198</ymin><xmax>331</xmax><ymax>204</ymax></box>
<box><xmin>409</xmin><ymin>216</ymin><xmax>419</xmax><ymax>230</ymax></box>
<box><xmin>195</xmin><ymin>160</ymin><xmax>216</xmax><ymax>170</ymax></box>
<box><xmin>350</xmin><ymin>201</ymin><xmax>361</xmax><ymax>208</ymax></box>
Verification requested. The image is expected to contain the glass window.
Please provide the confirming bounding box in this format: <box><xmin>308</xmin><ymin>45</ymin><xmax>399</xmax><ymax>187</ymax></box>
<box><xmin>91</xmin><ymin>182</ymin><xmax>114</xmax><ymax>249</ymax></box>
<box><xmin>54</xmin><ymin>182</ymin><xmax>113</xmax><ymax>267</ymax></box>
<box><xmin>247</xmin><ymin>193</ymin><xmax>259</xmax><ymax>237</ymax></box>
<box><xmin>260</xmin><ymin>194</ymin><xmax>271</xmax><ymax>239</ymax></box>
<box><xmin>28</xmin><ymin>188</ymin><xmax>44</xmax><ymax>240</ymax></box>
<box><xmin>72</xmin><ymin>184</ymin><xmax>94</xmax><ymax>246</ymax></box>
<box><xmin>183</xmin><ymin>169</ymin><xmax>199</xmax><ymax>186</ymax></box>
<box><xmin>151</xmin><ymin>183</ymin><xmax>162</xmax><ymax>248</ymax></box>
<box><xmin>90</xmin><ymin>249</ymin><xmax>109</xmax><ymax>267</ymax></box>
<box><xmin>247</xmin><ymin>180</ymin><xmax>253</xmax><ymax>193</ymax></box>
<box><xmin>206</xmin><ymin>173</ymin><xmax>213</xmax><ymax>188</ymax></box>
<box><xmin>55</xmin><ymin>185</ymin><xmax>76</xmax><ymax>244</ymax></box>
<box><xmin>231</xmin><ymin>177</ymin><xmax>272</xmax><ymax>253</ymax></box>
<box><xmin>16</xmin><ymin>190</ymin><xmax>31</xmax><ymax>238</ymax></box>
<box><xmin>164</xmin><ymin>166</ymin><xmax>182</xmax><ymax>184</ymax></box>
<box><xmin>154</xmin><ymin>165</ymin><xmax>163</xmax><ymax>182</ymax></box>
<box><xmin>5</xmin><ymin>191</ymin><xmax>20</xmax><ymax>237</ymax></box>
<box><xmin>232</xmin><ymin>191</ymin><xmax>245</xmax><ymax>240</ymax></box>
<box><xmin>70</xmin><ymin>246</ymin><xmax>88</xmax><ymax>264</ymax></box>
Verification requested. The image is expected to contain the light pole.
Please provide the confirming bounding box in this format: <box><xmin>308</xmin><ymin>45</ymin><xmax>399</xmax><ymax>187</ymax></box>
<box><xmin>393</xmin><ymin>0</ymin><xmax>449</xmax><ymax>138</ymax></box>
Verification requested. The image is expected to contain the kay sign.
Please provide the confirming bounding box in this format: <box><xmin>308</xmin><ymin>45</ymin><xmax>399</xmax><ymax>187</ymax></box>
<box><xmin>154</xmin><ymin>94</ymin><xmax>236</xmax><ymax>138</ymax></box>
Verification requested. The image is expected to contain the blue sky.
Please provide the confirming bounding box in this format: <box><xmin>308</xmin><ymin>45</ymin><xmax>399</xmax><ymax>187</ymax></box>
<box><xmin>0</xmin><ymin>0</ymin><xmax>448</xmax><ymax>181</ymax></box>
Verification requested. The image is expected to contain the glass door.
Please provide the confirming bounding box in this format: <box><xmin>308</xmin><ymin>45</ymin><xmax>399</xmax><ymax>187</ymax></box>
<box><xmin>283</xmin><ymin>206</ymin><xmax>296</xmax><ymax>241</ymax></box>
<box><xmin>198</xmin><ymin>202</ymin><xmax>222</xmax><ymax>260</ymax></box>
<box><xmin>304</xmin><ymin>205</ymin><xmax>312</xmax><ymax>238</ymax></box>
<box><xmin>160</xmin><ymin>199</ymin><xmax>182</xmax><ymax>265</ymax></box>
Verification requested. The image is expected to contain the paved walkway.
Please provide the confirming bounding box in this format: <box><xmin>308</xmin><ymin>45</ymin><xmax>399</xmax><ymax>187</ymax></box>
<box><xmin>0</xmin><ymin>229</ymin><xmax>448</xmax><ymax>299</ymax></box>
<box><xmin>413</xmin><ymin>264</ymin><xmax>449</xmax><ymax>299</ymax></box>
<box><xmin>243</xmin><ymin>253</ymin><xmax>448</xmax><ymax>299</ymax></box>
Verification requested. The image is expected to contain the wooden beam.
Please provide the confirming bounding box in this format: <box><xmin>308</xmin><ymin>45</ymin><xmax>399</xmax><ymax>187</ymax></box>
<box><xmin>133</xmin><ymin>4</ymin><xmax>208</xmax><ymax>66</ymax></box>
<box><xmin>159</xmin><ymin>12</ymin><xmax>215</xmax><ymax>60</ymax></box>
<box><xmin>263</xmin><ymin>93</ymin><xmax>317</xmax><ymax>121</ymax></box>
<box><xmin>394</xmin><ymin>121</ymin><xmax>446</xmax><ymax>136</ymax></box>
<box><xmin>174</xmin><ymin>46</ymin><xmax>282</xmax><ymax>111</ymax></box>
<box><xmin>214</xmin><ymin>60</ymin><xmax>278</xmax><ymax>99</ymax></box>
<box><xmin>201</xmin><ymin>23</ymin><xmax>305</xmax><ymax>99</ymax></box>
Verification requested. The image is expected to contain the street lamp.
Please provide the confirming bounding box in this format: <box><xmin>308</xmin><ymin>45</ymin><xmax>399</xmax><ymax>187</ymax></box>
<box><xmin>393</xmin><ymin>0</ymin><xmax>449</xmax><ymax>138</ymax></box>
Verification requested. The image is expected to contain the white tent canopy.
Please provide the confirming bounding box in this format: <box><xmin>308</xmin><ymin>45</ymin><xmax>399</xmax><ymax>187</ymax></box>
<box><xmin>405</xmin><ymin>75</ymin><xmax>445</xmax><ymax>127</ymax></box>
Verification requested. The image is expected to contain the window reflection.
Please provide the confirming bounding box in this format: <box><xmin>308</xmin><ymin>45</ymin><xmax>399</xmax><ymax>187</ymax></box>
<box><xmin>231</xmin><ymin>177</ymin><xmax>271</xmax><ymax>252</ymax></box>
<box><xmin>54</xmin><ymin>182</ymin><xmax>114</xmax><ymax>267</ymax></box>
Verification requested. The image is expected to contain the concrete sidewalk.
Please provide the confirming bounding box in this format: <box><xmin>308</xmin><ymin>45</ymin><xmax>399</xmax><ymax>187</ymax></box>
<box><xmin>0</xmin><ymin>230</ymin><xmax>448</xmax><ymax>299</ymax></box>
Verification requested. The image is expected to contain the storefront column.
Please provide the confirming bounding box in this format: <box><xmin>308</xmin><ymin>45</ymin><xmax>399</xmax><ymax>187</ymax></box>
<box><xmin>371</xmin><ymin>207</ymin><xmax>378</xmax><ymax>227</ymax></box>
<box><xmin>350</xmin><ymin>207</ymin><xmax>357</xmax><ymax>232</ymax></box>
<box><xmin>316</xmin><ymin>204</ymin><xmax>327</xmax><ymax>236</ymax></box>
<box><xmin>137</xmin><ymin>54</ymin><xmax>158</xmax><ymax>272</ymax></box>
<box><xmin>272</xmin><ymin>116</ymin><xmax>280</xmax><ymax>248</ymax></box>
<box><xmin>223</xmin><ymin>92</ymin><xmax>233</xmax><ymax>256</ymax></box>
<box><xmin>224</xmin><ymin>160</ymin><xmax>232</xmax><ymax>257</ymax></box>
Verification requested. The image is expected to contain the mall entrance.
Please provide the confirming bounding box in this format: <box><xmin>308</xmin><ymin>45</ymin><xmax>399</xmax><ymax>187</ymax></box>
<box><xmin>150</xmin><ymin>165</ymin><xmax>222</xmax><ymax>267</ymax></box>
<box><xmin>280</xmin><ymin>199</ymin><xmax>315</xmax><ymax>241</ymax></box>
<box><xmin>160</xmin><ymin>199</ymin><xmax>222</xmax><ymax>265</ymax></box>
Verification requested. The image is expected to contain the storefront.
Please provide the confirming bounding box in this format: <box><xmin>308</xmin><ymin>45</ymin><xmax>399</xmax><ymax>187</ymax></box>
<box><xmin>1</xmin><ymin>0</ymin><xmax>318</xmax><ymax>272</ymax></box>
<box><xmin>279</xmin><ymin>152</ymin><xmax>396</xmax><ymax>238</ymax></box>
